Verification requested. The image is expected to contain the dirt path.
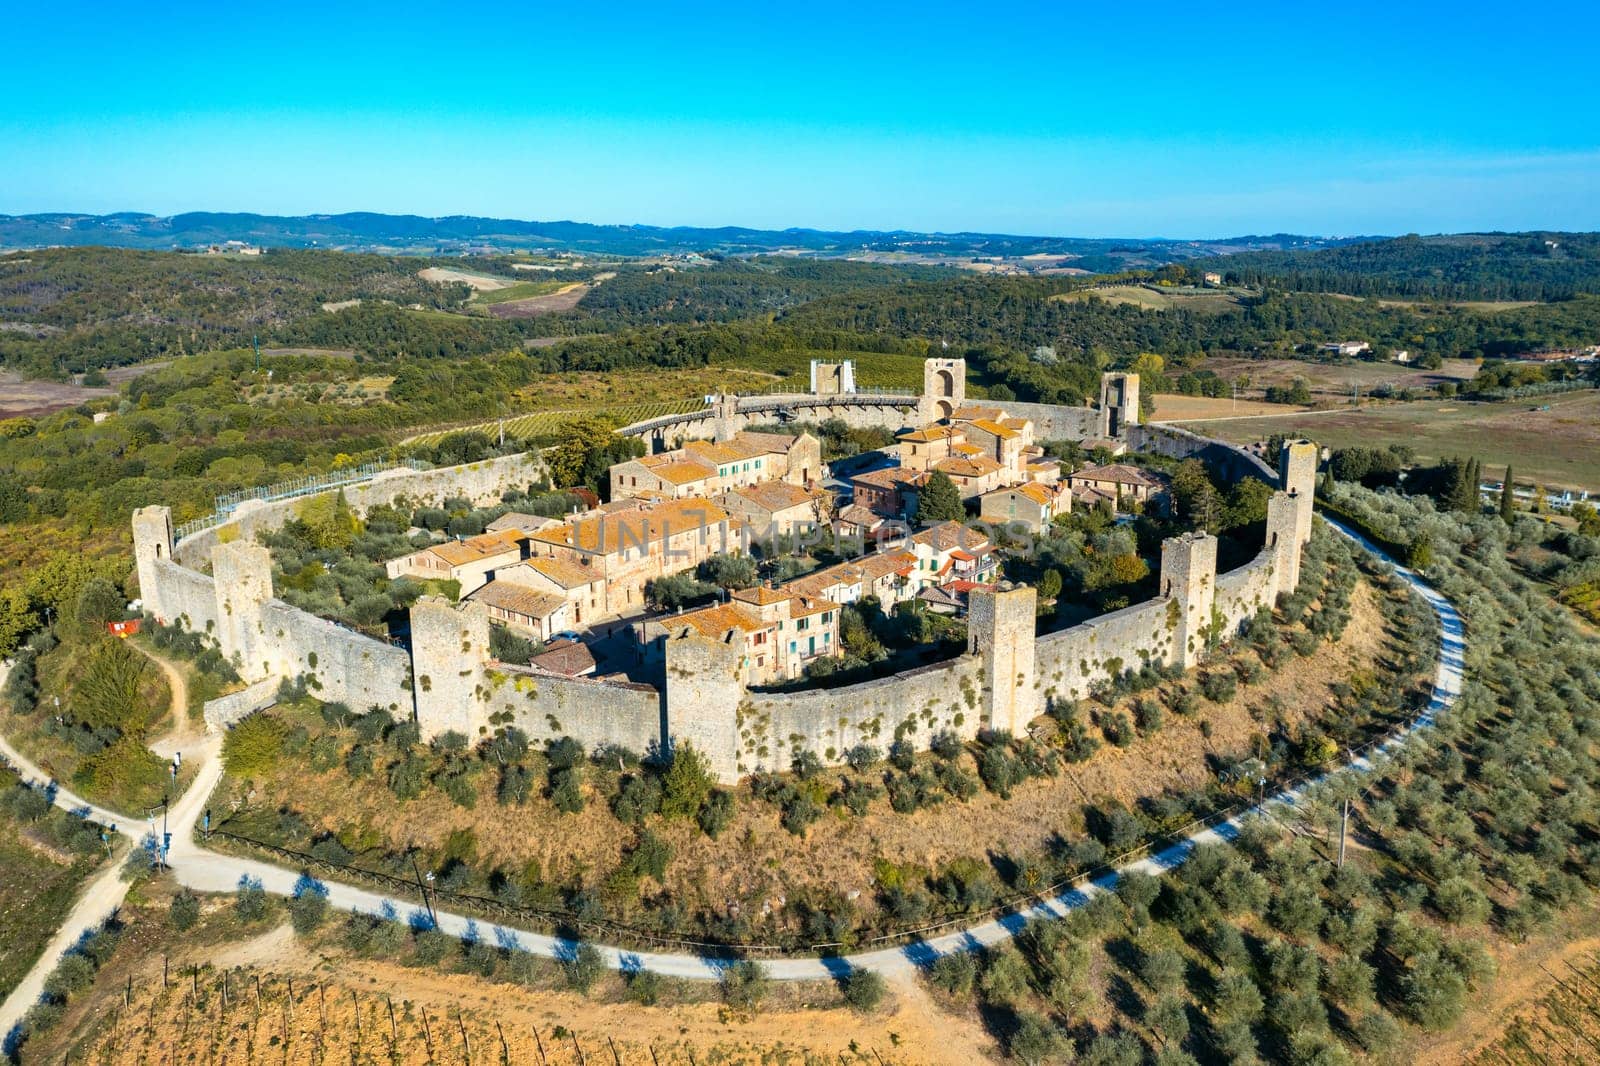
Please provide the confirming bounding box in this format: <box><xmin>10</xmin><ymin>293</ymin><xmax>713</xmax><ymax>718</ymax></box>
<box><xmin>131</xmin><ymin>645</ymin><xmax>205</xmax><ymax>760</ymax></box>
<box><xmin>0</xmin><ymin>520</ymin><xmax>1466</xmax><ymax>996</ymax></box>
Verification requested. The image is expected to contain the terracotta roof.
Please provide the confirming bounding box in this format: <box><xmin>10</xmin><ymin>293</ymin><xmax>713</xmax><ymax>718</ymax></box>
<box><xmin>857</xmin><ymin>550</ymin><xmax>916</xmax><ymax>580</ymax></box>
<box><xmin>732</xmin><ymin>585</ymin><xmax>790</xmax><ymax>606</ymax></box>
<box><xmin>523</xmin><ymin>557</ymin><xmax>599</xmax><ymax>589</ymax></box>
<box><xmin>951</xmin><ymin>442</ymin><xmax>986</xmax><ymax>457</ymax></box>
<box><xmin>530</xmin><ymin>498</ymin><xmax>734</xmax><ymax>556</ymax></box>
<box><xmin>675</xmin><ymin>602</ymin><xmax>767</xmax><ymax>638</ymax></box>
<box><xmin>913</xmin><ymin>521</ymin><xmax>989</xmax><ymax>553</ymax></box>
<box><xmin>1070</xmin><ymin>463</ymin><xmax>1162</xmax><ymax>488</ymax></box>
<box><xmin>1001</xmin><ymin>417</ymin><xmax>1031</xmax><ymax>432</ymax></box>
<box><xmin>683</xmin><ymin>430</ymin><xmax>800</xmax><ymax>465</ymax></box>
<box><xmin>951</xmin><ymin>405</ymin><xmax>1005</xmax><ymax>422</ymax></box>
<box><xmin>934</xmin><ymin>455</ymin><xmax>1001</xmax><ymax>478</ymax></box>
<box><xmin>852</xmin><ymin>466</ymin><xmax>924</xmax><ymax>490</ymax></box>
<box><xmin>528</xmin><ymin>639</ymin><xmax>596</xmax><ymax>677</ymax></box>
<box><xmin>469</xmin><ymin>582</ymin><xmax>567</xmax><ymax>620</ymax></box>
<box><xmin>723</xmin><ymin>481</ymin><xmax>825</xmax><ymax>514</ymax></box>
<box><xmin>425</xmin><ymin>529</ymin><xmax>524</xmax><ymax>568</ymax></box>
<box><xmin>898</xmin><ymin>424</ymin><xmax>963</xmax><ymax>444</ymax></box>
<box><xmin>1014</xmin><ymin>482</ymin><xmax>1058</xmax><ymax>506</ymax></box>
<box><xmin>486</xmin><ymin>512</ymin><xmax>562</xmax><ymax>534</ymax></box>
<box><xmin>732</xmin><ymin>430</ymin><xmax>809</xmax><ymax>454</ymax></box>
<box><xmin>641</xmin><ymin>458</ymin><xmax>717</xmax><ymax>485</ymax></box>
<box><xmin>965</xmin><ymin>418</ymin><xmax>1019</xmax><ymax>439</ymax></box>
<box><xmin>784</xmin><ymin>564</ymin><xmax>860</xmax><ymax>598</ymax></box>
<box><xmin>836</xmin><ymin>504</ymin><xmax>885</xmax><ymax>529</ymax></box>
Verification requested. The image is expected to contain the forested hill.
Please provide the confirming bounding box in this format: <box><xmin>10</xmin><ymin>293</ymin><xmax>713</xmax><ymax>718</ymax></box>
<box><xmin>0</xmin><ymin>211</ymin><xmax>1361</xmax><ymax>260</ymax></box>
<box><xmin>1199</xmin><ymin>232</ymin><xmax>1600</xmax><ymax>301</ymax></box>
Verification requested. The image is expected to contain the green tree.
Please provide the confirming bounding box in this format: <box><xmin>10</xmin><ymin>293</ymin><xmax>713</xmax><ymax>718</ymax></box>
<box><xmin>1499</xmin><ymin>466</ymin><xmax>1516</xmax><ymax>522</ymax></box>
<box><xmin>914</xmin><ymin>471</ymin><xmax>965</xmax><ymax>525</ymax></box>
<box><xmin>660</xmin><ymin>742</ymin><xmax>714</xmax><ymax>820</ymax></box>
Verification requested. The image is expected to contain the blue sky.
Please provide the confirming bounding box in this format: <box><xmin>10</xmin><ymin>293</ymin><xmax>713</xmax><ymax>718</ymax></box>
<box><xmin>4</xmin><ymin>1</ymin><xmax>1597</xmax><ymax>236</ymax></box>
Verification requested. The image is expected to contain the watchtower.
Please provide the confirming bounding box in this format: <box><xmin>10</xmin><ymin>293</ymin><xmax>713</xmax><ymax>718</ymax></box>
<box><xmin>809</xmin><ymin>359</ymin><xmax>855</xmax><ymax>396</ymax></box>
<box><xmin>409</xmin><ymin>597</ymin><xmax>491</xmax><ymax>740</ymax></box>
<box><xmin>1160</xmin><ymin>531</ymin><xmax>1218</xmax><ymax>668</ymax></box>
<box><xmin>132</xmin><ymin>505</ymin><xmax>175</xmax><ymax>622</ymax></box>
<box><xmin>919</xmin><ymin>357</ymin><xmax>966</xmax><ymax>423</ymax></box>
<box><xmin>1099</xmin><ymin>372</ymin><xmax>1140</xmax><ymax>438</ymax></box>
<box><xmin>1265</xmin><ymin>490</ymin><xmax>1304</xmax><ymax>596</ymax></box>
<box><xmin>967</xmin><ymin>583</ymin><xmax>1038</xmax><ymax>735</ymax></box>
<box><xmin>1278</xmin><ymin>439</ymin><xmax>1319</xmax><ymax>548</ymax></box>
<box><xmin>662</xmin><ymin>632</ymin><xmax>745</xmax><ymax>782</ymax></box>
<box><xmin>212</xmin><ymin>540</ymin><xmax>277</xmax><ymax>680</ymax></box>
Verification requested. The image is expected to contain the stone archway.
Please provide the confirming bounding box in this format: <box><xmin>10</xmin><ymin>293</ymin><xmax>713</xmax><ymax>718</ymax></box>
<box><xmin>936</xmin><ymin>369</ymin><xmax>956</xmax><ymax>398</ymax></box>
<box><xmin>935</xmin><ymin>399</ymin><xmax>954</xmax><ymax>419</ymax></box>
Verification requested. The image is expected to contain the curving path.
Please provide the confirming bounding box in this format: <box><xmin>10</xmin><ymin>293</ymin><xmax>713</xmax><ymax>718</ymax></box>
<box><xmin>0</xmin><ymin>516</ymin><xmax>1464</xmax><ymax>1014</ymax></box>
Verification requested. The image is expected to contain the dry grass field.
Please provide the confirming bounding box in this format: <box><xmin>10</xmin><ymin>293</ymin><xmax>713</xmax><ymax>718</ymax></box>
<box><xmin>416</xmin><ymin>266</ymin><xmax>514</xmax><ymax>292</ymax></box>
<box><xmin>1050</xmin><ymin>284</ymin><xmax>1244</xmax><ymax>313</ymax></box>
<box><xmin>1149</xmin><ymin>394</ymin><xmax>1312</xmax><ymax>421</ymax></box>
<box><xmin>1195</xmin><ymin>355</ymin><xmax>1479</xmax><ymax>394</ymax></box>
<box><xmin>221</xmin><ymin>582</ymin><xmax>1390</xmax><ymax>938</ymax></box>
<box><xmin>1182</xmin><ymin>390</ymin><xmax>1600</xmax><ymax>492</ymax></box>
<box><xmin>486</xmin><ymin>281</ymin><xmax>592</xmax><ymax>317</ymax></box>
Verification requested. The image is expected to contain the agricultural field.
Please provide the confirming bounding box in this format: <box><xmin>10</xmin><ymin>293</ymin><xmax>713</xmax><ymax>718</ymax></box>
<box><xmin>485</xmin><ymin>282</ymin><xmax>592</xmax><ymax>318</ymax></box>
<box><xmin>1149</xmin><ymin>394</ymin><xmax>1312</xmax><ymax>421</ymax></box>
<box><xmin>1050</xmin><ymin>284</ymin><xmax>1246</xmax><ymax>313</ymax></box>
<box><xmin>1194</xmin><ymin>355</ymin><xmax>1479</xmax><ymax>395</ymax></box>
<box><xmin>1181</xmin><ymin>389</ymin><xmax>1600</xmax><ymax>492</ymax></box>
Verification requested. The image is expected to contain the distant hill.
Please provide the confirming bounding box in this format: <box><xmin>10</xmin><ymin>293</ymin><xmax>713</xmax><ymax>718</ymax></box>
<box><xmin>0</xmin><ymin>211</ymin><xmax>1371</xmax><ymax>262</ymax></box>
<box><xmin>1200</xmin><ymin>232</ymin><xmax>1600</xmax><ymax>301</ymax></box>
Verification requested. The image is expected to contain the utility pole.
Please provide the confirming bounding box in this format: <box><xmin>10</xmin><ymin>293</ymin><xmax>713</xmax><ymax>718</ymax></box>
<box><xmin>411</xmin><ymin>852</ymin><xmax>437</xmax><ymax>926</ymax></box>
<box><xmin>1338</xmin><ymin>798</ymin><xmax>1350</xmax><ymax>868</ymax></box>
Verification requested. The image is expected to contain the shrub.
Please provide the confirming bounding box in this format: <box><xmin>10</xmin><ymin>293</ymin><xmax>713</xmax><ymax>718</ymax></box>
<box><xmin>844</xmin><ymin>743</ymin><xmax>881</xmax><ymax>772</ymax></box>
<box><xmin>1100</xmin><ymin>710</ymin><xmax>1135</xmax><ymax>747</ymax></box>
<box><xmin>625</xmin><ymin>968</ymin><xmax>663</xmax><ymax>1005</ymax></box>
<box><xmin>1201</xmin><ymin>672</ymin><xmax>1237</xmax><ymax>704</ymax></box>
<box><xmin>288</xmin><ymin>874</ymin><xmax>330</xmax><ymax>935</ymax></box>
<box><xmin>612</xmin><ymin>773</ymin><xmax>663</xmax><ymax>825</ymax></box>
<box><xmin>170</xmin><ymin>889</ymin><xmax>201</xmax><ymax>931</ymax></box>
<box><xmin>222</xmin><ymin>713</ymin><xmax>290</xmax><ymax>778</ymax></box>
<box><xmin>720</xmin><ymin>959</ymin><xmax>770</xmax><ymax>1014</ymax></box>
<box><xmin>697</xmin><ymin>789</ymin><xmax>735</xmax><ymax>839</ymax></box>
<box><xmin>929</xmin><ymin>951</ymin><xmax>977</xmax><ymax>996</ymax></box>
<box><xmin>841</xmin><ymin>968</ymin><xmax>887</xmax><ymax>1013</ymax></box>
<box><xmin>412</xmin><ymin>928</ymin><xmax>453</xmax><ymax>967</ymax></box>
<box><xmin>564</xmin><ymin>942</ymin><xmax>605</xmax><ymax>993</ymax></box>
<box><xmin>235</xmin><ymin>875</ymin><xmax>270</xmax><ymax>921</ymax></box>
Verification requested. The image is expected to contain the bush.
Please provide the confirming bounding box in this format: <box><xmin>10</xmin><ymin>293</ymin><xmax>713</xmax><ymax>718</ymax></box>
<box><xmin>929</xmin><ymin>951</ymin><xmax>977</xmax><ymax>996</ymax></box>
<box><xmin>1201</xmin><ymin>672</ymin><xmax>1237</xmax><ymax>704</ymax></box>
<box><xmin>720</xmin><ymin>959</ymin><xmax>770</xmax><ymax>1014</ymax></box>
<box><xmin>1100</xmin><ymin>710</ymin><xmax>1135</xmax><ymax>747</ymax></box>
<box><xmin>564</xmin><ymin>942</ymin><xmax>605</xmax><ymax>993</ymax></box>
<box><xmin>222</xmin><ymin>713</ymin><xmax>290</xmax><ymax>778</ymax></box>
<box><xmin>412</xmin><ymin>928</ymin><xmax>453</xmax><ymax>967</ymax></box>
<box><xmin>844</xmin><ymin>743</ymin><xmax>881</xmax><ymax>772</ymax></box>
<box><xmin>235</xmin><ymin>875</ymin><xmax>270</xmax><ymax>921</ymax></box>
<box><xmin>288</xmin><ymin>874</ymin><xmax>330</xmax><ymax>935</ymax></box>
<box><xmin>698</xmin><ymin>789</ymin><xmax>735</xmax><ymax>839</ymax></box>
<box><xmin>170</xmin><ymin>890</ymin><xmax>201</xmax><ymax>931</ymax></box>
<box><xmin>842</xmin><ymin>968</ymin><xmax>887</xmax><ymax>1013</ymax></box>
<box><xmin>625</xmin><ymin>968</ymin><xmax>663</xmax><ymax>1005</ymax></box>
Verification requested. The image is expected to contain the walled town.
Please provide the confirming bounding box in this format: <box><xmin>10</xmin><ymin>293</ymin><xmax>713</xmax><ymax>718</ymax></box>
<box><xmin>132</xmin><ymin>358</ymin><xmax>1313</xmax><ymax>781</ymax></box>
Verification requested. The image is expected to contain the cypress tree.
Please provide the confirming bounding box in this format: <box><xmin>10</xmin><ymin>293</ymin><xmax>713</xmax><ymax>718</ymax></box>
<box><xmin>1499</xmin><ymin>466</ymin><xmax>1516</xmax><ymax>522</ymax></box>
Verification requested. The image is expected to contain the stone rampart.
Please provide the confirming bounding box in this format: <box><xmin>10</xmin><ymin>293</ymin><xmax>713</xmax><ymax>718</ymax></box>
<box><xmin>138</xmin><ymin>368</ymin><xmax>1315</xmax><ymax>779</ymax></box>
<box><xmin>202</xmin><ymin>678</ymin><xmax>281</xmax><ymax>731</ymax></box>
<box><xmin>174</xmin><ymin>453</ymin><xmax>546</xmax><ymax>568</ymax></box>
<box><xmin>992</xmin><ymin>400</ymin><xmax>1102</xmax><ymax>441</ymax></box>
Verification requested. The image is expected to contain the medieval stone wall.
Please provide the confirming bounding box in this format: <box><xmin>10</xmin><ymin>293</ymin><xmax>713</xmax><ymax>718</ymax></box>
<box><xmin>174</xmin><ymin>453</ymin><xmax>546</xmax><ymax>568</ymax></box>
<box><xmin>991</xmin><ymin>400</ymin><xmax>1102</xmax><ymax>442</ymax></box>
<box><xmin>138</xmin><ymin>366</ymin><xmax>1316</xmax><ymax>787</ymax></box>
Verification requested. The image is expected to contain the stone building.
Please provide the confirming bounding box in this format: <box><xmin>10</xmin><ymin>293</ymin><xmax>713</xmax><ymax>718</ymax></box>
<box><xmin>640</xmin><ymin>586</ymin><xmax>840</xmax><ymax>685</ymax></box>
<box><xmin>979</xmin><ymin>481</ymin><xmax>1072</xmax><ymax>532</ymax></box>
<box><xmin>384</xmin><ymin>528</ymin><xmax>526</xmax><ymax>596</ymax></box>
<box><xmin>716</xmin><ymin>481</ymin><xmax>831</xmax><ymax>539</ymax></box>
<box><xmin>1067</xmin><ymin>463</ymin><xmax>1168</xmax><ymax>512</ymax></box>
<box><xmin>609</xmin><ymin>431</ymin><xmax>822</xmax><ymax>501</ymax></box>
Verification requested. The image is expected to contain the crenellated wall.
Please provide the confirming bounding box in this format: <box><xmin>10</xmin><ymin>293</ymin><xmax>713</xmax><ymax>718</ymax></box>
<box><xmin>137</xmin><ymin>368</ymin><xmax>1316</xmax><ymax>786</ymax></box>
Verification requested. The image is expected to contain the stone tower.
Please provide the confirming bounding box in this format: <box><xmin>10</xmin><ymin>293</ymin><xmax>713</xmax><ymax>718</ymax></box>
<box><xmin>1265</xmin><ymin>490</ymin><xmax>1304</xmax><ymax>597</ymax></box>
<box><xmin>409</xmin><ymin>597</ymin><xmax>492</xmax><ymax>740</ymax></box>
<box><xmin>919</xmin><ymin>357</ymin><xmax>966</xmax><ymax>423</ymax></box>
<box><xmin>1278</xmin><ymin>439</ymin><xmax>1319</xmax><ymax>548</ymax></box>
<box><xmin>662</xmin><ymin>632</ymin><xmax>745</xmax><ymax>783</ymax></box>
<box><xmin>212</xmin><ymin>540</ymin><xmax>277</xmax><ymax>681</ymax></box>
<box><xmin>967</xmin><ymin>583</ymin><xmax>1038</xmax><ymax>735</ymax></box>
<box><xmin>132</xmin><ymin>505</ymin><xmax>175</xmax><ymax>622</ymax></box>
<box><xmin>1099</xmin><ymin>372</ymin><xmax>1141</xmax><ymax>438</ymax></box>
<box><xmin>710</xmin><ymin>393</ymin><xmax>742</xmax><ymax>442</ymax></box>
<box><xmin>1160</xmin><ymin>531</ymin><xmax>1218</xmax><ymax>668</ymax></box>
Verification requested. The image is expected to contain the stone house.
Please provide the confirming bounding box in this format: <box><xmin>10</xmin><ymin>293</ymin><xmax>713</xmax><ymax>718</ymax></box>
<box><xmin>466</xmin><ymin>581</ymin><xmax>571</xmax><ymax>640</ymax></box>
<box><xmin>522</xmin><ymin>497</ymin><xmax>744</xmax><ymax>622</ymax></box>
<box><xmin>384</xmin><ymin>528</ymin><xmax>525</xmax><ymax>596</ymax></box>
<box><xmin>716</xmin><ymin>481</ymin><xmax>831</xmax><ymax>539</ymax></box>
<box><xmin>640</xmin><ymin>586</ymin><xmax>840</xmax><ymax>685</ymax></box>
<box><xmin>980</xmin><ymin>481</ymin><xmax>1072</xmax><ymax>532</ymax></box>
<box><xmin>609</xmin><ymin>431</ymin><xmax>822</xmax><ymax>501</ymax></box>
<box><xmin>850</xmin><ymin>466</ymin><xmax>925</xmax><ymax>520</ymax></box>
<box><xmin>1067</xmin><ymin>463</ymin><xmax>1168</xmax><ymax>511</ymax></box>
